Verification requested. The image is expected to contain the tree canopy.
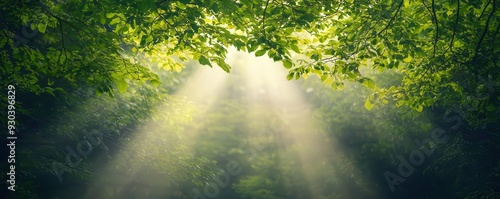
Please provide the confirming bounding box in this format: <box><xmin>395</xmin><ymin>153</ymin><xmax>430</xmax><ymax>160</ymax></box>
<box><xmin>2</xmin><ymin>0</ymin><xmax>499</xmax><ymax>114</ymax></box>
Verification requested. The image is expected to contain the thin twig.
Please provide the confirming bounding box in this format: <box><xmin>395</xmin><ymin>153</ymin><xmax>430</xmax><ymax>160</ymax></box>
<box><xmin>474</xmin><ymin>0</ymin><xmax>496</xmax><ymax>58</ymax></box>
<box><xmin>57</xmin><ymin>19</ymin><xmax>68</xmax><ymax>73</ymax></box>
<box><xmin>431</xmin><ymin>0</ymin><xmax>439</xmax><ymax>56</ymax></box>
<box><xmin>478</xmin><ymin>0</ymin><xmax>492</xmax><ymax>19</ymax></box>
<box><xmin>449</xmin><ymin>0</ymin><xmax>460</xmax><ymax>53</ymax></box>
<box><xmin>262</xmin><ymin>0</ymin><xmax>271</xmax><ymax>39</ymax></box>
<box><xmin>377</xmin><ymin>0</ymin><xmax>404</xmax><ymax>35</ymax></box>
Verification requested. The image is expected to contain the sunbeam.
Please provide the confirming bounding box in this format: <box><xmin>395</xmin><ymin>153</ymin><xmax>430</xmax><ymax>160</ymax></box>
<box><xmin>235</xmin><ymin>50</ymin><xmax>338</xmax><ymax>198</ymax></box>
<box><xmin>82</xmin><ymin>52</ymin><xmax>232</xmax><ymax>198</ymax></box>
<box><xmin>226</xmin><ymin>49</ymin><xmax>378</xmax><ymax>198</ymax></box>
<box><xmin>174</xmin><ymin>63</ymin><xmax>230</xmax><ymax>110</ymax></box>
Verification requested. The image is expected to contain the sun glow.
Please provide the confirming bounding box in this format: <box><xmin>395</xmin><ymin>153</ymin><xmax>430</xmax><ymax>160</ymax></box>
<box><xmin>83</xmin><ymin>48</ymin><xmax>375</xmax><ymax>198</ymax></box>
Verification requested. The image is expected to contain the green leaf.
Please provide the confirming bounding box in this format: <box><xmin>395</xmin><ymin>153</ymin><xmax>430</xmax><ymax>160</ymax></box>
<box><xmin>396</xmin><ymin>100</ymin><xmax>405</xmax><ymax>107</ymax></box>
<box><xmin>299</xmin><ymin>13</ymin><xmax>315</xmax><ymax>24</ymax></box>
<box><xmin>255</xmin><ymin>49</ymin><xmax>267</xmax><ymax>57</ymax></box>
<box><xmin>361</xmin><ymin>78</ymin><xmax>375</xmax><ymax>89</ymax></box>
<box><xmin>116</xmin><ymin>25</ymin><xmax>128</xmax><ymax>33</ymax></box>
<box><xmin>37</xmin><ymin>23</ymin><xmax>47</xmax><ymax>33</ymax></box>
<box><xmin>48</xmin><ymin>78</ymin><xmax>54</xmax><ymax>86</ymax></box>
<box><xmin>44</xmin><ymin>87</ymin><xmax>55</xmax><ymax>96</ymax></box>
<box><xmin>198</xmin><ymin>56</ymin><xmax>212</xmax><ymax>67</ymax></box>
<box><xmin>283</xmin><ymin>60</ymin><xmax>293</xmax><ymax>69</ymax></box>
<box><xmin>247</xmin><ymin>40</ymin><xmax>259</xmax><ymax>52</ymax></box>
<box><xmin>364</xmin><ymin>98</ymin><xmax>374</xmax><ymax>110</ymax></box>
<box><xmin>106</xmin><ymin>13</ymin><xmax>115</xmax><ymax>18</ymax></box>
<box><xmin>331</xmin><ymin>82</ymin><xmax>337</xmax><ymax>90</ymax></box>
<box><xmin>110</xmin><ymin>17</ymin><xmax>121</xmax><ymax>25</ymax></box>
<box><xmin>404</xmin><ymin>0</ymin><xmax>410</xmax><ymax>7</ymax></box>
<box><xmin>416</xmin><ymin>105</ymin><xmax>423</xmax><ymax>112</ymax></box>
<box><xmin>487</xmin><ymin>104</ymin><xmax>496</xmax><ymax>112</ymax></box>
<box><xmin>403</xmin><ymin>55</ymin><xmax>412</xmax><ymax>63</ymax></box>
<box><xmin>337</xmin><ymin>82</ymin><xmax>345</xmax><ymax>90</ymax></box>
<box><xmin>150</xmin><ymin>79</ymin><xmax>161</xmax><ymax>87</ymax></box>
<box><xmin>30</xmin><ymin>23</ymin><xmax>37</xmax><ymax>31</ymax></box>
<box><xmin>29</xmin><ymin>76</ymin><xmax>38</xmax><ymax>84</ymax></box>
<box><xmin>214</xmin><ymin>58</ymin><xmax>231</xmax><ymax>72</ymax></box>
<box><xmin>146</xmin><ymin>35</ymin><xmax>153</xmax><ymax>43</ymax></box>
<box><xmin>310</xmin><ymin>54</ymin><xmax>319</xmax><ymax>61</ymax></box>
<box><xmin>219</xmin><ymin>63</ymin><xmax>230</xmax><ymax>72</ymax></box>
<box><xmin>321</xmin><ymin>74</ymin><xmax>328</xmax><ymax>82</ymax></box>
<box><xmin>291</xmin><ymin>44</ymin><xmax>300</xmax><ymax>53</ymax></box>
<box><xmin>116</xmin><ymin>78</ymin><xmax>128</xmax><ymax>93</ymax></box>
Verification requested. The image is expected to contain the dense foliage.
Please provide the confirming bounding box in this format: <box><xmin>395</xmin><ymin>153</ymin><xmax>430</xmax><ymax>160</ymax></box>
<box><xmin>2</xmin><ymin>0</ymin><xmax>499</xmax><ymax>112</ymax></box>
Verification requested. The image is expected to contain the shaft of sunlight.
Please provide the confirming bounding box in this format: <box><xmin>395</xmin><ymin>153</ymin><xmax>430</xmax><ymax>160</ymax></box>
<box><xmin>232</xmin><ymin>50</ymin><xmax>337</xmax><ymax>198</ymax></box>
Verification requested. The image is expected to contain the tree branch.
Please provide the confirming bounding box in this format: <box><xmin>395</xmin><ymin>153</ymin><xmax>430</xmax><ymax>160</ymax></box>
<box><xmin>262</xmin><ymin>0</ymin><xmax>271</xmax><ymax>39</ymax></box>
<box><xmin>449</xmin><ymin>0</ymin><xmax>459</xmax><ymax>53</ymax></box>
<box><xmin>479</xmin><ymin>0</ymin><xmax>492</xmax><ymax>19</ymax></box>
<box><xmin>431</xmin><ymin>0</ymin><xmax>439</xmax><ymax>56</ymax></box>
<box><xmin>57</xmin><ymin>19</ymin><xmax>68</xmax><ymax>73</ymax></box>
<box><xmin>377</xmin><ymin>0</ymin><xmax>404</xmax><ymax>35</ymax></box>
<box><xmin>475</xmin><ymin>0</ymin><xmax>496</xmax><ymax>58</ymax></box>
